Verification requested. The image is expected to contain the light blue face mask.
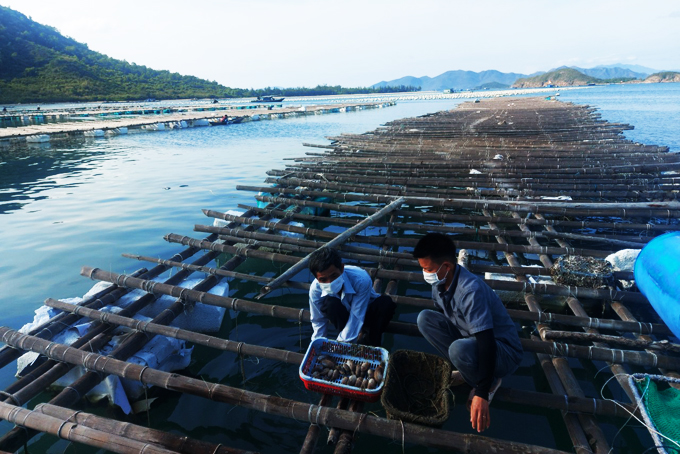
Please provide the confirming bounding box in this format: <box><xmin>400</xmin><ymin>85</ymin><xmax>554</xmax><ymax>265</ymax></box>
<box><xmin>319</xmin><ymin>273</ymin><xmax>344</xmax><ymax>295</ymax></box>
<box><xmin>423</xmin><ymin>263</ymin><xmax>449</xmax><ymax>287</ymax></box>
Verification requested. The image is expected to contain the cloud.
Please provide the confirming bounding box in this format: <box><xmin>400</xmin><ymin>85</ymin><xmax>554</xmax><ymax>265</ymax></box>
<box><xmin>670</xmin><ymin>11</ymin><xmax>680</xmax><ymax>17</ymax></box>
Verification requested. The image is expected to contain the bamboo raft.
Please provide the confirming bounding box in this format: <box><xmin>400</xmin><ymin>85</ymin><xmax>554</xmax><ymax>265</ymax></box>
<box><xmin>1</xmin><ymin>96</ymin><xmax>679</xmax><ymax>453</ymax></box>
<box><xmin>0</xmin><ymin>101</ymin><xmax>393</xmax><ymax>142</ymax></box>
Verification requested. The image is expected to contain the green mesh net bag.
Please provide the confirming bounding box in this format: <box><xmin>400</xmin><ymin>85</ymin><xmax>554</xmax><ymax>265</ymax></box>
<box><xmin>629</xmin><ymin>374</ymin><xmax>680</xmax><ymax>454</ymax></box>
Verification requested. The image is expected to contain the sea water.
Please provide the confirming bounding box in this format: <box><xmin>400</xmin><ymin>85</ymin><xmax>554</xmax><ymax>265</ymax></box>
<box><xmin>0</xmin><ymin>83</ymin><xmax>678</xmax><ymax>452</ymax></box>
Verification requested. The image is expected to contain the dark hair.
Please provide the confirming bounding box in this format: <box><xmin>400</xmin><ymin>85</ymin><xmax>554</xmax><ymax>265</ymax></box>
<box><xmin>309</xmin><ymin>248</ymin><xmax>343</xmax><ymax>277</ymax></box>
<box><xmin>413</xmin><ymin>233</ymin><xmax>457</xmax><ymax>263</ymax></box>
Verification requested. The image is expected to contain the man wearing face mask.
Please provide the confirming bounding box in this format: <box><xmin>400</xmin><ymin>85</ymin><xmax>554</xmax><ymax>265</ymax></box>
<box><xmin>308</xmin><ymin>247</ymin><xmax>396</xmax><ymax>346</ymax></box>
<box><xmin>413</xmin><ymin>233</ymin><xmax>523</xmax><ymax>433</ymax></box>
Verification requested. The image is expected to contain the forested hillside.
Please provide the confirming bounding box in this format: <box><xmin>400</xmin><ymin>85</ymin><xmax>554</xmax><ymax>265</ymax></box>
<box><xmin>0</xmin><ymin>6</ymin><xmax>416</xmax><ymax>103</ymax></box>
<box><xmin>0</xmin><ymin>6</ymin><xmax>242</xmax><ymax>102</ymax></box>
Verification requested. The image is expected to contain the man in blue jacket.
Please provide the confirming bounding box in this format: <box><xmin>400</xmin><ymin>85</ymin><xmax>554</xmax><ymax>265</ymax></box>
<box><xmin>413</xmin><ymin>233</ymin><xmax>523</xmax><ymax>433</ymax></box>
<box><xmin>308</xmin><ymin>248</ymin><xmax>395</xmax><ymax>346</ymax></box>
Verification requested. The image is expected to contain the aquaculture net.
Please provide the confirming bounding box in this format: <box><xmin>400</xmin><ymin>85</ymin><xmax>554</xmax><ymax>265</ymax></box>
<box><xmin>550</xmin><ymin>255</ymin><xmax>613</xmax><ymax>289</ymax></box>
<box><xmin>381</xmin><ymin>350</ymin><xmax>451</xmax><ymax>427</ymax></box>
<box><xmin>629</xmin><ymin>374</ymin><xmax>680</xmax><ymax>454</ymax></box>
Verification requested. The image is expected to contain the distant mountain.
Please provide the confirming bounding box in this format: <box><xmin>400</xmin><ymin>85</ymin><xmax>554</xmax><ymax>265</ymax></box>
<box><xmin>372</xmin><ymin>63</ymin><xmax>671</xmax><ymax>92</ymax></box>
<box><xmin>512</xmin><ymin>68</ymin><xmax>600</xmax><ymax>88</ymax></box>
<box><xmin>594</xmin><ymin>64</ymin><xmax>659</xmax><ymax>76</ymax></box>
<box><xmin>372</xmin><ymin>70</ymin><xmax>529</xmax><ymax>91</ymax></box>
<box><xmin>567</xmin><ymin>66</ymin><xmax>647</xmax><ymax>80</ymax></box>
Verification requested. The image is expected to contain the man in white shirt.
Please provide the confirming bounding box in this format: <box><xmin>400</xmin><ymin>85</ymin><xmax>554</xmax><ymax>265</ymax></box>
<box><xmin>308</xmin><ymin>248</ymin><xmax>396</xmax><ymax>346</ymax></box>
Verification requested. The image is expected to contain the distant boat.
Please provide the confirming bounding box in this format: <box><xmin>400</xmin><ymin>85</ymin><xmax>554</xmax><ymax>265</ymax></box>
<box><xmin>209</xmin><ymin>116</ymin><xmax>245</xmax><ymax>126</ymax></box>
<box><xmin>251</xmin><ymin>96</ymin><xmax>285</xmax><ymax>103</ymax></box>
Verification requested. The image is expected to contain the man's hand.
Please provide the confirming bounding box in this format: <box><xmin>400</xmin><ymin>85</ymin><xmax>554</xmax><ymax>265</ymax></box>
<box><xmin>470</xmin><ymin>395</ymin><xmax>490</xmax><ymax>432</ymax></box>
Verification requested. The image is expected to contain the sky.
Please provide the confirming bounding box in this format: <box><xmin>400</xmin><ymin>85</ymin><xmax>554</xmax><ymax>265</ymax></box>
<box><xmin>2</xmin><ymin>0</ymin><xmax>679</xmax><ymax>89</ymax></box>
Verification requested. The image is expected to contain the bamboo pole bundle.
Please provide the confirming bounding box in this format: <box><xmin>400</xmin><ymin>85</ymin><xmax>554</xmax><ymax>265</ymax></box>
<box><xmin>268</xmin><ymin>164</ymin><xmax>678</xmax><ymax>182</ymax></box>
<box><xmin>122</xmin><ymin>253</ymin><xmax>310</xmax><ymax>290</ymax></box>
<box><xmin>2</xmin><ymin>249</ymin><xmax>221</xmax><ymax>409</ymax></box>
<box><xmin>0</xmin><ymin>268</ymin><xmax>144</xmax><ymax>370</ymax></box>
<box><xmin>0</xmin><ymin>327</ymin><xmax>579</xmax><ymax>454</ymax></box>
<box><xmin>43</xmin><ymin>297</ymin><xmax>635</xmax><ymax>419</ymax></box>
<box><xmin>540</xmin><ymin>329</ymin><xmax>680</xmax><ymax>353</ymax></box>
<box><xmin>0</xmin><ymin>401</ymin><xmax>179</xmax><ymax>454</ymax></box>
<box><xmin>212</xmin><ymin>204</ymin><xmax>623</xmax><ymax>257</ymax></box>
<box><xmin>116</xmin><ymin>256</ymin><xmax>666</xmax><ymax>340</ymax></box>
<box><xmin>34</xmin><ymin>403</ymin><xmax>254</xmax><ymax>454</ymax></box>
<box><xmin>0</xmin><ymin>207</ymin><xmax>266</xmax><ymax>450</ymax></box>
<box><xmin>483</xmin><ymin>218</ymin><xmax>601</xmax><ymax>454</ymax></box>
<box><xmin>519</xmin><ymin>212</ymin><xmax>639</xmax><ymax>408</ymax></box>
<box><xmin>252</xmin><ymin>195</ymin><xmax>677</xmax><ymax>232</ymax></box>
<box><xmin>235</xmin><ymin>192</ymin><xmax>653</xmax><ymax>247</ymax></box>
<box><xmin>238</xmin><ymin>202</ymin><xmax>680</xmax><ymax>233</ymax></box>
<box><xmin>247</xmin><ymin>186</ymin><xmax>680</xmax><ymax>217</ymax></box>
<box><xmin>45</xmin><ymin>298</ymin><xmax>305</xmax><ymax>365</ymax></box>
<box><xmin>165</xmin><ymin>233</ymin><xmax>649</xmax><ymax>303</ymax></box>
<box><xmin>0</xmin><ymin>234</ymin><xmax>214</xmax><ymax>370</ymax></box>
<box><xmin>265</xmin><ymin>176</ymin><xmax>677</xmax><ymax>202</ymax></box>
<box><xmin>79</xmin><ymin>268</ymin><xmax>677</xmax><ymax>370</ymax></box>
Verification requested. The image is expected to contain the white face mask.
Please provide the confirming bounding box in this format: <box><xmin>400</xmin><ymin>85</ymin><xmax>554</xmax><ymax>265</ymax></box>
<box><xmin>319</xmin><ymin>273</ymin><xmax>344</xmax><ymax>295</ymax></box>
<box><xmin>423</xmin><ymin>263</ymin><xmax>448</xmax><ymax>286</ymax></box>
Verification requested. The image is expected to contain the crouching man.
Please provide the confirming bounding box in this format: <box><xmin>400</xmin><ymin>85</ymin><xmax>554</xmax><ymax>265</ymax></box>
<box><xmin>308</xmin><ymin>248</ymin><xmax>396</xmax><ymax>346</ymax></box>
<box><xmin>413</xmin><ymin>233</ymin><xmax>523</xmax><ymax>433</ymax></box>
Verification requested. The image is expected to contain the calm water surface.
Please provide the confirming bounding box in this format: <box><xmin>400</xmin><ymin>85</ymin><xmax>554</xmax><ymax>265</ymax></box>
<box><xmin>0</xmin><ymin>84</ymin><xmax>678</xmax><ymax>452</ymax></box>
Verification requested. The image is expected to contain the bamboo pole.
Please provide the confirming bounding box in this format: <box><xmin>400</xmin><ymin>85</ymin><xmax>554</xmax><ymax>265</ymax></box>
<box><xmin>0</xmin><ymin>327</ymin><xmax>572</xmax><ymax>454</ymax></box>
<box><xmin>248</xmin><ymin>187</ymin><xmax>680</xmax><ymax>217</ymax></box>
<box><xmin>126</xmin><ymin>253</ymin><xmax>659</xmax><ymax>340</ymax></box>
<box><xmin>200</xmin><ymin>210</ymin><xmax>618</xmax><ymax>258</ymax></box>
<box><xmin>0</xmin><ymin>232</ymin><xmax>214</xmax><ymax>370</ymax></box>
<box><xmin>0</xmin><ymin>268</ymin><xmax>144</xmax><ymax>370</ymax></box>
<box><xmin>300</xmin><ymin>394</ymin><xmax>333</xmax><ymax>454</ymax></box>
<box><xmin>541</xmin><ymin>329</ymin><xmax>680</xmax><ymax>353</ymax></box>
<box><xmin>238</xmin><ymin>203</ymin><xmax>680</xmax><ymax>233</ymax></box>
<box><xmin>0</xmin><ymin>401</ymin><xmax>179</xmax><ymax>454</ymax></box>
<box><xmin>122</xmin><ymin>253</ymin><xmax>310</xmax><ymax>291</ymax></box>
<box><xmin>484</xmin><ymin>208</ymin><xmax>610</xmax><ymax>453</ymax></box>
<box><xmin>80</xmin><ymin>268</ymin><xmax>679</xmax><ymax>370</ymax></box>
<box><xmin>257</xmin><ymin>197</ymin><xmax>405</xmax><ymax>298</ymax></box>
<box><xmin>45</xmin><ymin>298</ymin><xmax>305</xmax><ymax>365</ymax></box>
<box><xmin>35</xmin><ymin>403</ymin><xmax>254</xmax><ymax>454</ymax></box>
<box><xmin>534</xmin><ymin>212</ymin><xmax>639</xmax><ymax>405</ymax></box>
<box><xmin>43</xmin><ymin>297</ymin><xmax>633</xmax><ymax>419</ymax></box>
<box><xmin>2</xmin><ymin>249</ymin><xmax>220</xmax><ymax>409</ymax></box>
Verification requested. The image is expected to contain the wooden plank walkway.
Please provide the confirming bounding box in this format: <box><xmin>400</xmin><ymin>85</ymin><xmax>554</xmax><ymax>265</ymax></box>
<box><xmin>0</xmin><ymin>96</ymin><xmax>678</xmax><ymax>453</ymax></box>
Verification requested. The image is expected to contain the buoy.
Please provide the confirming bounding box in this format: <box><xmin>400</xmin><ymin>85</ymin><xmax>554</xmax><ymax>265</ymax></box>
<box><xmin>634</xmin><ymin>232</ymin><xmax>680</xmax><ymax>338</ymax></box>
<box><xmin>26</xmin><ymin>134</ymin><xmax>50</xmax><ymax>143</ymax></box>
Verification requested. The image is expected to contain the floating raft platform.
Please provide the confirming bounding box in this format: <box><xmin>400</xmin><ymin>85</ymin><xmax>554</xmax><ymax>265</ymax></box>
<box><xmin>1</xmin><ymin>97</ymin><xmax>680</xmax><ymax>453</ymax></box>
<box><xmin>0</xmin><ymin>101</ymin><xmax>394</xmax><ymax>143</ymax></box>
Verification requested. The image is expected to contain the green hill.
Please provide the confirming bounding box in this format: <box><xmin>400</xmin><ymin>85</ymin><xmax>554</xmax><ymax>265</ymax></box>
<box><xmin>644</xmin><ymin>72</ymin><xmax>680</xmax><ymax>83</ymax></box>
<box><xmin>512</xmin><ymin>68</ymin><xmax>600</xmax><ymax>88</ymax></box>
<box><xmin>0</xmin><ymin>6</ymin><xmax>243</xmax><ymax>103</ymax></box>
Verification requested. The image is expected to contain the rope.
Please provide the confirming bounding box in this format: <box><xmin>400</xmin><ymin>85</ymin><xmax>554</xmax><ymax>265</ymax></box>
<box><xmin>56</xmin><ymin>420</ymin><xmax>70</xmax><ymax>440</ymax></box>
<box><xmin>0</xmin><ymin>390</ymin><xmax>20</xmax><ymax>405</ymax></box>
<box><xmin>63</xmin><ymin>386</ymin><xmax>81</xmax><ymax>401</ymax></box>
<box><xmin>138</xmin><ymin>365</ymin><xmax>150</xmax><ymax>386</ymax></box>
<box><xmin>307</xmin><ymin>404</ymin><xmax>316</xmax><ymax>425</ymax></box>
